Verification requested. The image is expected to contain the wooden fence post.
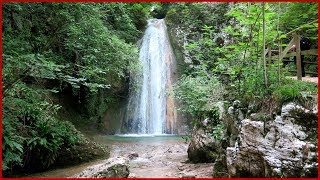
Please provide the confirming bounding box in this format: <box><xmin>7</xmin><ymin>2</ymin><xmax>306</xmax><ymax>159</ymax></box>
<box><xmin>294</xmin><ymin>33</ymin><xmax>302</xmax><ymax>80</ymax></box>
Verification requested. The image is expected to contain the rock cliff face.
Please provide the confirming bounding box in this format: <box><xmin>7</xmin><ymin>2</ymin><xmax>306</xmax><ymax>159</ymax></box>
<box><xmin>226</xmin><ymin>102</ymin><xmax>318</xmax><ymax>177</ymax></box>
<box><xmin>187</xmin><ymin>99</ymin><xmax>317</xmax><ymax>177</ymax></box>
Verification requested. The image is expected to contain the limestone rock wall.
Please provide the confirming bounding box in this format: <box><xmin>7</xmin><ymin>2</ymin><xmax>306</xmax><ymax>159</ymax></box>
<box><xmin>226</xmin><ymin>102</ymin><xmax>318</xmax><ymax>177</ymax></box>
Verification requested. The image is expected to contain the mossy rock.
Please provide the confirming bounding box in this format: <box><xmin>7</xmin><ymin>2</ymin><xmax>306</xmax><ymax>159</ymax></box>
<box><xmin>288</xmin><ymin>108</ymin><xmax>318</xmax><ymax>142</ymax></box>
<box><xmin>187</xmin><ymin>146</ymin><xmax>217</xmax><ymax>163</ymax></box>
<box><xmin>289</xmin><ymin>108</ymin><xmax>317</xmax><ymax>128</ymax></box>
<box><xmin>213</xmin><ymin>155</ymin><xmax>228</xmax><ymax>177</ymax></box>
<box><xmin>95</xmin><ymin>164</ymin><xmax>129</xmax><ymax>178</ymax></box>
<box><xmin>250</xmin><ymin>113</ymin><xmax>273</xmax><ymax>122</ymax></box>
<box><xmin>54</xmin><ymin>139</ymin><xmax>110</xmax><ymax>167</ymax></box>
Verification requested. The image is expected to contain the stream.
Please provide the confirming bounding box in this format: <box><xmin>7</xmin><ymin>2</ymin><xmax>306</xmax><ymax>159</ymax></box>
<box><xmin>26</xmin><ymin>135</ymin><xmax>213</xmax><ymax>178</ymax></box>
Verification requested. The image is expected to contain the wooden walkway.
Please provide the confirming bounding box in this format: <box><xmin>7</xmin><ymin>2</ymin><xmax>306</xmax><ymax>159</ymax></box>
<box><xmin>287</xmin><ymin>76</ymin><xmax>318</xmax><ymax>84</ymax></box>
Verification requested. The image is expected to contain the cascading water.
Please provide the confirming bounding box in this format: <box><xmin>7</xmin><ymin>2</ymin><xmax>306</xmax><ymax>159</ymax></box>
<box><xmin>123</xmin><ymin>19</ymin><xmax>177</xmax><ymax>135</ymax></box>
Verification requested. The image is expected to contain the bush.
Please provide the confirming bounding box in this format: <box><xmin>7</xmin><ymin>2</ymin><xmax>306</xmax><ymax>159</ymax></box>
<box><xmin>273</xmin><ymin>78</ymin><xmax>317</xmax><ymax>103</ymax></box>
<box><xmin>173</xmin><ymin>68</ymin><xmax>225</xmax><ymax>123</ymax></box>
<box><xmin>2</xmin><ymin>82</ymin><xmax>100</xmax><ymax>176</ymax></box>
<box><xmin>2</xmin><ymin>3</ymin><xmax>145</xmax><ymax>175</ymax></box>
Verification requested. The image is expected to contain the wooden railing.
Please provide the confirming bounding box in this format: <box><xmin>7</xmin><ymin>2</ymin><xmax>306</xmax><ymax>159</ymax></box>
<box><xmin>265</xmin><ymin>33</ymin><xmax>318</xmax><ymax>80</ymax></box>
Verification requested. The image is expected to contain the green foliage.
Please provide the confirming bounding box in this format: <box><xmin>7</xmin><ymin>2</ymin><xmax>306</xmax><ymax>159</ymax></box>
<box><xmin>273</xmin><ymin>79</ymin><xmax>317</xmax><ymax>103</ymax></box>
<box><xmin>211</xmin><ymin>123</ymin><xmax>225</xmax><ymax>141</ymax></box>
<box><xmin>278</xmin><ymin>3</ymin><xmax>318</xmax><ymax>36</ymax></box>
<box><xmin>2</xmin><ymin>81</ymin><xmax>81</xmax><ymax>174</ymax></box>
<box><xmin>210</xmin><ymin>2</ymin><xmax>318</xmax><ymax>102</ymax></box>
<box><xmin>2</xmin><ymin>2</ymin><xmax>149</xmax><ymax>101</ymax></box>
<box><xmin>166</xmin><ymin>3</ymin><xmax>230</xmax><ymax>35</ymax></box>
<box><xmin>185</xmin><ymin>25</ymin><xmax>223</xmax><ymax>70</ymax></box>
<box><xmin>2</xmin><ymin>120</ymin><xmax>24</xmax><ymax>171</ymax></box>
<box><xmin>150</xmin><ymin>3</ymin><xmax>172</xmax><ymax>19</ymax></box>
<box><xmin>239</xmin><ymin>65</ymin><xmax>286</xmax><ymax>99</ymax></box>
<box><xmin>2</xmin><ymin>3</ymin><xmax>150</xmax><ymax>175</ymax></box>
<box><xmin>126</xmin><ymin>3</ymin><xmax>153</xmax><ymax>31</ymax></box>
<box><xmin>168</xmin><ymin>2</ymin><xmax>318</xmax><ymax>132</ymax></box>
<box><xmin>166</xmin><ymin>3</ymin><xmax>232</xmax><ymax>77</ymax></box>
<box><xmin>27</xmin><ymin>119</ymin><xmax>81</xmax><ymax>168</ymax></box>
<box><xmin>173</xmin><ymin>67</ymin><xmax>224</xmax><ymax>121</ymax></box>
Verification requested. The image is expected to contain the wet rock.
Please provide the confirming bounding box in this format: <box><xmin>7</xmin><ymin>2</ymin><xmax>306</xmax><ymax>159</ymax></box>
<box><xmin>98</xmin><ymin>164</ymin><xmax>129</xmax><ymax>178</ymax></box>
<box><xmin>226</xmin><ymin>147</ymin><xmax>237</xmax><ymax>177</ymax></box>
<box><xmin>227</xmin><ymin>100</ymin><xmax>246</xmax><ymax>121</ymax></box>
<box><xmin>281</xmin><ymin>103</ymin><xmax>318</xmax><ymax>129</ymax></box>
<box><xmin>128</xmin><ymin>152</ymin><xmax>139</xmax><ymax>160</ymax></box>
<box><xmin>226</xmin><ymin>103</ymin><xmax>318</xmax><ymax>177</ymax></box>
<box><xmin>228</xmin><ymin>106</ymin><xmax>234</xmax><ymax>114</ymax></box>
<box><xmin>178</xmin><ymin>166</ymin><xmax>184</xmax><ymax>171</ymax></box>
<box><xmin>247</xmin><ymin>100</ymin><xmax>261</xmax><ymax>115</ymax></box>
<box><xmin>72</xmin><ymin>157</ymin><xmax>129</xmax><ymax>178</ymax></box>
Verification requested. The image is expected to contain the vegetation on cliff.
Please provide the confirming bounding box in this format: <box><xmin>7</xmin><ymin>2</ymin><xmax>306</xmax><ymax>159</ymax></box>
<box><xmin>2</xmin><ymin>3</ymin><xmax>152</xmax><ymax>176</ymax></box>
<box><xmin>166</xmin><ymin>2</ymin><xmax>317</xmax><ymax>127</ymax></box>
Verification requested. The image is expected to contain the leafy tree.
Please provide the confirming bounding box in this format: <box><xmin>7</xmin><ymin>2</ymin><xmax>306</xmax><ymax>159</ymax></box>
<box><xmin>2</xmin><ymin>3</ymin><xmax>151</xmax><ymax>175</ymax></box>
<box><xmin>173</xmin><ymin>67</ymin><xmax>224</xmax><ymax>125</ymax></box>
<box><xmin>168</xmin><ymin>2</ymin><xmax>317</xmax><ymax>123</ymax></box>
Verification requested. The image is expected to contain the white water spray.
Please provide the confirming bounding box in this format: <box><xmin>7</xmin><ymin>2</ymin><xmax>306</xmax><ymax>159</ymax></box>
<box><xmin>124</xmin><ymin>19</ymin><xmax>176</xmax><ymax>134</ymax></box>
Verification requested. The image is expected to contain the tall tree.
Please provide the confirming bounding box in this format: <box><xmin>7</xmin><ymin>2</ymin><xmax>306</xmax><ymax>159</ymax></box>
<box><xmin>262</xmin><ymin>2</ymin><xmax>268</xmax><ymax>88</ymax></box>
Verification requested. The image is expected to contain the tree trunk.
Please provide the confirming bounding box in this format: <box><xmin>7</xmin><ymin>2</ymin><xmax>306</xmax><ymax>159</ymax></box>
<box><xmin>262</xmin><ymin>2</ymin><xmax>268</xmax><ymax>87</ymax></box>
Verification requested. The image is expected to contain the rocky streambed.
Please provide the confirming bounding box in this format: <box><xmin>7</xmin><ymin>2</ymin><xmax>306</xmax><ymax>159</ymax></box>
<box><xmin>73</xmin><ymin>135</ymin><xmax>213</xmax><ymax>178</ymax></box>
<box><xmin>26</xmin><ymin>135</ymin><xmax>213</xmax><ymax>178</ymax></box>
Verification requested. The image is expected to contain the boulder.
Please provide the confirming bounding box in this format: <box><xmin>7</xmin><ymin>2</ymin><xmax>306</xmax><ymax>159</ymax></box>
<box><xmin>72</xmin><ymin>157</ymin><xmax>130</xmax><ymax>178</ymax></box>
<box><xmin>187</xmin><ymin>101</ymin><xmax>227</xmax><ymax>163</ymax></box>
<box><xmin>187</xmin><ymin>127</ymin><xmax>217</xmax><ymax>163</ymax></box>
<box><xmin>226</xmin><ymin>103</ymin><xmax>318</xmax><ymax>177</ymax></box>
<box><xmin>128</xmin><ymin>152</ymin><xmax>139</xmax><ymax>160</ymax></box>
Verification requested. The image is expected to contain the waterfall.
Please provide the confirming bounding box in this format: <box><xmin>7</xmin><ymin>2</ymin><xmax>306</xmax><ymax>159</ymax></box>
<box><xmin>123</xmin><ymin>19</ymin><xmax>177</xmax><ymax>135</ymax></box>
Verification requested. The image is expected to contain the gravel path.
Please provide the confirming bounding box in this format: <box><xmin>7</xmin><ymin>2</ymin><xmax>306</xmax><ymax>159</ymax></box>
<box><xmin>287</xmin><ymin>76</ymin><xmax>318</xmax><ymax>84</ymax></box>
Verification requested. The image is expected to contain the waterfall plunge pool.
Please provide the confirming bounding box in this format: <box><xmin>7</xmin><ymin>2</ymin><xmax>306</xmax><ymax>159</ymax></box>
<box><xmin>97</xmin><ymin>134</ymin><xmax>187</xmax><ymax>144</ymax></box>
<box><xmin>23</xmin><ymin>134</ymin><xmax>188</xmax><ymax>178</ymax></box>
